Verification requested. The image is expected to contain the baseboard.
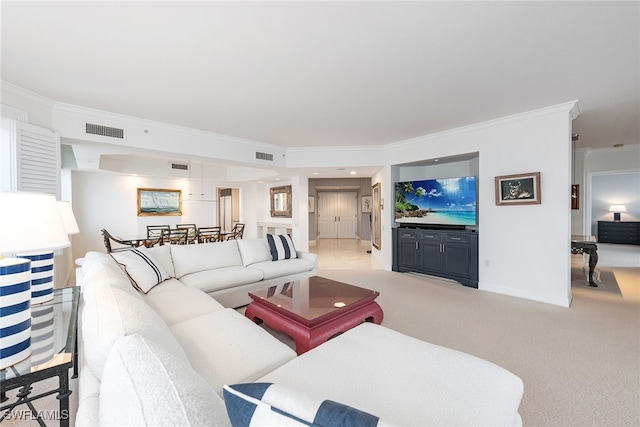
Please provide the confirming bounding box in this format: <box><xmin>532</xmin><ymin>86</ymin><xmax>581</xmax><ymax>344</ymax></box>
<box><xmin>480</xmin><ymin>283</ymin><xmax>572</xmax><ymax>308</ymax></box>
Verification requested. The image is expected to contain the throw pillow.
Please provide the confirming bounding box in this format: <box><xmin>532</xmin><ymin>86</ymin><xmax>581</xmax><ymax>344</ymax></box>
<box><xmin>223</xmin><ymin>382</ymin><xmax>382</xmax><ymax>427</ymax></box>
<box><xmin>266</xmin><ymin>234</ymin><xmax>297</xmax><ymax>261</ymax></box>
<box><xmin>110</xmin><ymin>246</ymin><xmax>170</xmax><ymax>293</ymax></box>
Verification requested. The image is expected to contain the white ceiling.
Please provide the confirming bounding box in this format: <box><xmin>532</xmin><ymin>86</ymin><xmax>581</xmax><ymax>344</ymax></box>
<box><xmin>1</xmin><ymin>1</ymin><xmax>638</xmax><ymax>151</ymax></box>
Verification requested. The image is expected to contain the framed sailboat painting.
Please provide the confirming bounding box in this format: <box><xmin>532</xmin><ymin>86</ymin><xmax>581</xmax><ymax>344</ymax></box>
<box><xmin>137</xmin><ymin>188</ymin><xmax>182</xmax><ymax>216</ymax></box>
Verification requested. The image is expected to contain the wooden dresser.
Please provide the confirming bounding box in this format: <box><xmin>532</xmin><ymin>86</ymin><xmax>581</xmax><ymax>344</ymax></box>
<box><xmin>597</xmin><ymin>221</ymin><xmax>640</xmax><ymax>245</ymax></box>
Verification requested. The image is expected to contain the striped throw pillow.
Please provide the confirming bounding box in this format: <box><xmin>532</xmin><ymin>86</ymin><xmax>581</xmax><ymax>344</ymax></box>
<box><xmin>110</xmin><ymin>247</ymin><xmax>169</xmax><ymax>293</ymax></box>
<box><xmin>266</xmin><ymin>234</ymin><xmax>297</xmax><ymax>261</ymax></box>
<box><xmin>223</xmin><ymin>383</ymin><xmax>382</xmax><ymax>427</ymax></box>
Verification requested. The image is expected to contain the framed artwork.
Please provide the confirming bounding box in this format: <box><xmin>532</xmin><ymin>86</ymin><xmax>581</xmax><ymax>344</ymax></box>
<box><xmin>362</xmin><ymin>196</ymin><xmax>372</xmax><ymax>213</ymax></box>
<box><xmin>495</xmin><ymin>172</ymin><xmax>541</xmax><ymax>206</ymax></box>
<box><xmin>308</xmin><ymin>196</ymin><xmax>315</xmax><ymax>213</ymax></box>
<box><xmin>571</xmin><ymin>184</ymin><xmax>579</xmax><ymax>210</ymax></box>
<box><xmin>137</xmin><ymin>188</ymin><xmax>182</xmax><ymax>216</ymax></box>
<box><xmin>372</xmin><ymin>183</ymin><xmax>381</xmax><ymax>250</ymax></box>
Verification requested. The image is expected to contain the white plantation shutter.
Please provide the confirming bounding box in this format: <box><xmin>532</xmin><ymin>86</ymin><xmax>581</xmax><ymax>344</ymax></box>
<box><xmin>16</xmin><ymin>122</ymin><xmax>60</xmax><ymax>198</ymax></box>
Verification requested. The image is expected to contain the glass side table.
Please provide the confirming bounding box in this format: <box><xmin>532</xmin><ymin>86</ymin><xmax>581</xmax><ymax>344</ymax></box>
<box><xmin>1</xmin><ymin>286</ymin><xmax>80</xmax><ymax>427</ymax></box>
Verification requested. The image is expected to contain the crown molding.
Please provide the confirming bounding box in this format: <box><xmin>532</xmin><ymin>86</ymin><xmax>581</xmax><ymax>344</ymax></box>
<box><xmin>388</xmin><ymin>100</ymin><xmax>581</xmax><ymax>150</ymax></box>
<box><xmin>52</xmin><ymin>102</ymin><xmax>285</xmax><ymax>152</ymax></box>
<box><xmin>1</xmin><ymin>80</ymin><xmax>55</xmax><ymax>109</ymax></box>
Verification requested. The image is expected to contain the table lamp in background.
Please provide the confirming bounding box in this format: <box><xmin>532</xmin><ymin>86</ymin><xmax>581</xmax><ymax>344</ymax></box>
<box><xmin>608</xmin><ymin>205</ymin><xmax>626</xmax><ymax>222</ymax></box>
<box><xmin>0</xmin><ymin>192</ymin><xmax>70</xmax><ymax>369</ymax></box>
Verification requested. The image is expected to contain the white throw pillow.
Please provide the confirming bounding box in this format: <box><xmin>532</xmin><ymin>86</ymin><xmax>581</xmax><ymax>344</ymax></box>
<box><xmin>237</xmin><ymin>238</ymin><xmax>272</xmax><ymax>266</ymax></box>
<box><xmin>100</xmin><ymin>334</ymin><xmax>230</xmax><ymax>427</ymax></box>
<box><xmin>266</xmin><ymin>234</ymin><xmax>297</xmax><ymax>261</ymax></box>
<box><xmin>110</xmin><ymin>246</ymin><xmax>170</xmax><ymax>293</ymax></box>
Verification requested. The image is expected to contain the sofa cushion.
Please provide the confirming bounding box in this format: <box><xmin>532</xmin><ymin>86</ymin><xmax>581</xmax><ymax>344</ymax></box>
<box><xmin>144</xmin><ymin>286</ymin><xmax>224</xmax><ymax>326</ymax></box>
<box><xmin>169</xmin><ymin>309</ymin><xmax>296</xmax><ymax>394</ymax></box>
<box><xmin>100</xmin><ymin>334</ymin><xmax>231</xmax><ymax>427</ymax></box>
<box><xmin>248</xmin><ymin>258</ymin><xmax>316</xmax><ymax>280</ymax></box>
<box><xmin>82</xmin><ymin>285</ymin><xmax>188</xmax><ymax>379</ymax></box>
<box><xmin>267</xmin><ymin>234</ymin><xmax>297</xmax><ymax>261</ymax></box>
<box><xmin>237</xmin><ymin>238</ymin><xmax>272</xmax><ymax>266</ymax></box>
<box><xmin>259</xmin><ymin>323</ymin><xmax>524</xmax><ymax>426</ymax></box>
<box><xmin>81</xmin><ymin>251</ymin><xmax>138</xmax><ymax>303</ymax></box>
<box><xmin>171</xmin><ymin>241</ymin><xmax>243</xmax><ymax>278</ymax></box>
<box><xmin>110</xmin><ymin>246</ymin><xmax>170</xmax><ymax>293</ymax></box>
<box><xmin>223</xmin><ymin>382</ymin><xmax>383</xmax><ymax>427</ymax></box>
<box><xmin>146</xmin><ymin>243</ymin><xmax>175</xmax><ymax>277</ymax></box>
<box><xmin>178</xmin><ymin>266</ymin><xmax>264</xmax><ymax>293</ymax></box>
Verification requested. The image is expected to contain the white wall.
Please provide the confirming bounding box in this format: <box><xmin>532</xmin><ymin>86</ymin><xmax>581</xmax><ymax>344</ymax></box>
<box><xmin>384</xmin><ymin>103</ymin><xmax>577</xmax><ymax>306</ymax></box>
<box><xmin>71</xmin><ymin>170</ymin><xmax>221</xmax><ymax>259</ymax></box>
<box><xmin>5</xmin><ymin>81</ymin><xmax>581</xmax><ymax>306</ymax></box>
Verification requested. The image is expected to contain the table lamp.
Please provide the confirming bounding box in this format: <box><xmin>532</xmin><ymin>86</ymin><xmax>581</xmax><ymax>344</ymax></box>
<box><xmin>0</xmin><ymin>192</ymin><xmax>70</xmax><ymax>369</ymax></box>
<box><xmin>609</xmin><ymin>205</ymin><xmax>626</xmax><ymax>221</ymax></box>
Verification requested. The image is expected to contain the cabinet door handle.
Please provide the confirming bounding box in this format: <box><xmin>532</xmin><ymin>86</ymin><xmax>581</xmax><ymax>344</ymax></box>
<box><xmin>415</xmin><ymin>241</ymin><xmax>419</xmax><ymax>250</ymax></box>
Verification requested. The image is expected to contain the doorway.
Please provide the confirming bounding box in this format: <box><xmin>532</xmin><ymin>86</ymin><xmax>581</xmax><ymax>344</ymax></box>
<box><xmin>317</xmin><ymin>192</ymin><xmax>357</xmax><ymax>239</ymax></box>
<box><xmin>218</xmin><ymin>188</ymin><xmax>239</xmax><ymax>231</ymax></box>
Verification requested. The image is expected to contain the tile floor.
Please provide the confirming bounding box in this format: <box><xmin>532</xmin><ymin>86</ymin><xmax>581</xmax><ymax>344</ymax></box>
<box><xmin>309</xmin><ymin>238</ymin><xmax>383</xmax><ymax>270</ymax></box>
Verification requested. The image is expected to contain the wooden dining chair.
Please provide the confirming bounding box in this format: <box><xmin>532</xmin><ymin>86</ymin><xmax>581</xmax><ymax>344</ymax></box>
<box><xmin>225</xmin><ymin>223</ymin><xmax>245</xmax><ymax>240</ymax></box>
<box><xmin>197</xmin><ymin>226</ymin><xmax>221</xmax><ymax>243</ymax></box>
<box><xmin>176</xmin><ymin>223</ymin><xmax>197</xmax><ymax>244</ymax></box>
<box><xmin>147</xmin><ymin>225</ymin><xmax>170</xmax><ymax>239</ymax></box>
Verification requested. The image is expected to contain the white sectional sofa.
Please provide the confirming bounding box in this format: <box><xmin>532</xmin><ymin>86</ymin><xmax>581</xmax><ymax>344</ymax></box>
<box><xmin>76</xmin><ymin>237</ymin><xmax>524</xmax><ymax>426</ymax></box>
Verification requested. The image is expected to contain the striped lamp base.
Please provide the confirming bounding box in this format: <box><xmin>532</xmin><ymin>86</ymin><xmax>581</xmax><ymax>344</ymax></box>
<box><xmin>0</xmin><ymin>258</ymin><xmax>32</xmax><ymax>369</ymax></box>
<box><xmin>30</xmin><ymin>303</ymin><xmax>55</xmax><ymax>367</ymax></box>
<box><xmin>18</xmin><ymin>251</ymin><xmax>54</xmax><ymax>304</ymax></box>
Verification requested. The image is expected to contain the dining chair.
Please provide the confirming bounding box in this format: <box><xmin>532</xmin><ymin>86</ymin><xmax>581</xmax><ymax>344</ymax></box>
<box><xmin>225</xmin><ymin>223</ymin><xmax>245</xmax><ymax>240</ymax></box>
<box><xmin>176</xmin><ymin>224</ymin><xmax>197</xmax><ymax>244</ymax></box>
<box><xmin>147</xmin><ymin>225</ymin><xmax>170</xmax><ymax>239</ymax></box>
<box><xmin>197</xmin><ymin>226</ymin><xmax>221</xmax><ymax>243</ymax></box>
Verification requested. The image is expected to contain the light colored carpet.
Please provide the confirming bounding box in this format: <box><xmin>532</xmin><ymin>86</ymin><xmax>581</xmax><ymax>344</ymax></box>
<box><xmin>5</xmin><ymin>243</ymin><xmax>637</xmax><ymax>426</ymax></box>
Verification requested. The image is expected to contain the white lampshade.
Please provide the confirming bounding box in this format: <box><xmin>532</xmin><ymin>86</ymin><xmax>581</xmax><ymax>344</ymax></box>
<box><xmin>57</xmin><ymin>201</ymin><xmax>80</xmax><ymax>235</ymax></box>
<box><xmin>0</xmin><ymin>192</ymin><xmax>70</xmax><ymax>255</ymax></box>
<box><xmin>608</xmin><ymin>205</ymin><xmax>627</xmax><ymax>212</ymax></box>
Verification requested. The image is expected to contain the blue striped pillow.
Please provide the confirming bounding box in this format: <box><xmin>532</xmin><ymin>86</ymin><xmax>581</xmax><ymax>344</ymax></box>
<box><xmin>223</xmin><ymin>383</ymin><xmax>381</xmax><ymax>427</ymax></box>
<box><xmin>266</xmin><ymin>234</ymin><xmax>297</xmax><ymax>261</ymax></box>
<box><xmin>110</xmin><ymin>247</ymin><xmax>169</xmax><ymax>293</ymax></box>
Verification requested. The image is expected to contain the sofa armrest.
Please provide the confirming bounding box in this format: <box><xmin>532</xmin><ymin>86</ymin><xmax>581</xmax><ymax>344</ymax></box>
<box><xmin>296</xmin><ymin>251</ymin><xmax>318</xmax><ymax>276</ymax></box>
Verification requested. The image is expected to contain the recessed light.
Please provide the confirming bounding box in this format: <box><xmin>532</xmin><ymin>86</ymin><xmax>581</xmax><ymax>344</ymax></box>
<box><xmin>433</xmin><ymin>159</ymin><xmax>439</xmax><ymax>162</ymax></box>
<box><xmin>350</xmin><ymin>171</ymin><xmax>356</xmax><ymax>175</ymax></box>
<box><xmin>313</xmin><ymin>172</ymin><xmax>319</xmax><ymax>175</ymax></box>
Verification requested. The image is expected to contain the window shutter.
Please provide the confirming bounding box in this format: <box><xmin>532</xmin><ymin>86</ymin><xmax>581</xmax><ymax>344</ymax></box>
<box><xmin>16</xmin><ymin>122</ymin><xmax>60</xmax><ymax>198</ymax></box>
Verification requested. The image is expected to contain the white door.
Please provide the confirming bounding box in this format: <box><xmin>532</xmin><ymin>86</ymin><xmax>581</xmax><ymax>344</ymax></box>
<box><xmin>318</xmin><ymin>192</ymin><xmax>357</xmax><ymax>238</ymax></box>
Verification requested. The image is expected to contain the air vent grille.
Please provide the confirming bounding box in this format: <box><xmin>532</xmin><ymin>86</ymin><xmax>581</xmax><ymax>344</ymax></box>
<box><xmin>256</xmin><ymin>151</ymin><xmax>274</xmax><ymax>161</ymax></box>
<box><xmin>171</xmin><ymin>163</ymin><xmax>189</xmax><ymax>171</ymax></box>
<box><xmin>86</xmin><ymin>123</ymin><xmax>124</xmax><ymax>139</ymax></box>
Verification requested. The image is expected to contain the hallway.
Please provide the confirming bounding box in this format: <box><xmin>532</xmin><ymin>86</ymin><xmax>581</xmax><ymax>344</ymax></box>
<box><xmin>309</xmin><ymin>238</ymin><xmax>383</xmax><ymax>270</ymax></box>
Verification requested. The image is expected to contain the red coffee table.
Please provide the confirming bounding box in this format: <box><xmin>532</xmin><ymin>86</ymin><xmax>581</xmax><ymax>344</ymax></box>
<box><xmin>245</xmin><ymin>276</ymin><xmax>384</xmax><ymax>355</ymax></box>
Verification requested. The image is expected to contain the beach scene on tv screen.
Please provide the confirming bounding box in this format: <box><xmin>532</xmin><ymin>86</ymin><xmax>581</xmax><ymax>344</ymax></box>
<box><xmin>395</xmin><ymin>177</ymin><xmax>477</xmax><ymax>226</ymax></box>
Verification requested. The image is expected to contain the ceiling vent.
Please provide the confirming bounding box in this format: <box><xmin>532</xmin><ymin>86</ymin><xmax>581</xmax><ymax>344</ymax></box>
<box><xmin>255</xmin><ymin>151</ymin><xmax>274</xmax><ymax>161</ymax></box>
<box><xmin>171</xmin><ymin>163</ymin><xmax>189</xmax><ymax>171</ymax></box>
<box><xmin>86</xmin><ymin>123</ymin><xmax>124</xmax><ymax>139</ymax></box>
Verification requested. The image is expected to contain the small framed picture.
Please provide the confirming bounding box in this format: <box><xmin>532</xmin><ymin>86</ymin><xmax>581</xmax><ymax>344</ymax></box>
<box><xmin>495</xmin><ymin>172</ymin><xmax>541</xmax><ymax>206</ymax></box>
<box><xmin>571</xmin><ymin>184</ymin><xmax>579</xmax><ymax>210</ymax></box>
<box><xmin>361</xmin><ymin>196</ymin><xmax>372</xmax><ymax>213</ymax></box>
<box><xmin>308</xmin><ymin>196</ymin><xmax>315</xmax><ymax>213</ymax></box>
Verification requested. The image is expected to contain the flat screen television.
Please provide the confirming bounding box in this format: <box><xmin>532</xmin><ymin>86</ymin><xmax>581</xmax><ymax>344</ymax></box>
<box><xmin>395</xmin><ymin>176</ymin><xmax>477</xmax><ymax>227</ymax></box>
